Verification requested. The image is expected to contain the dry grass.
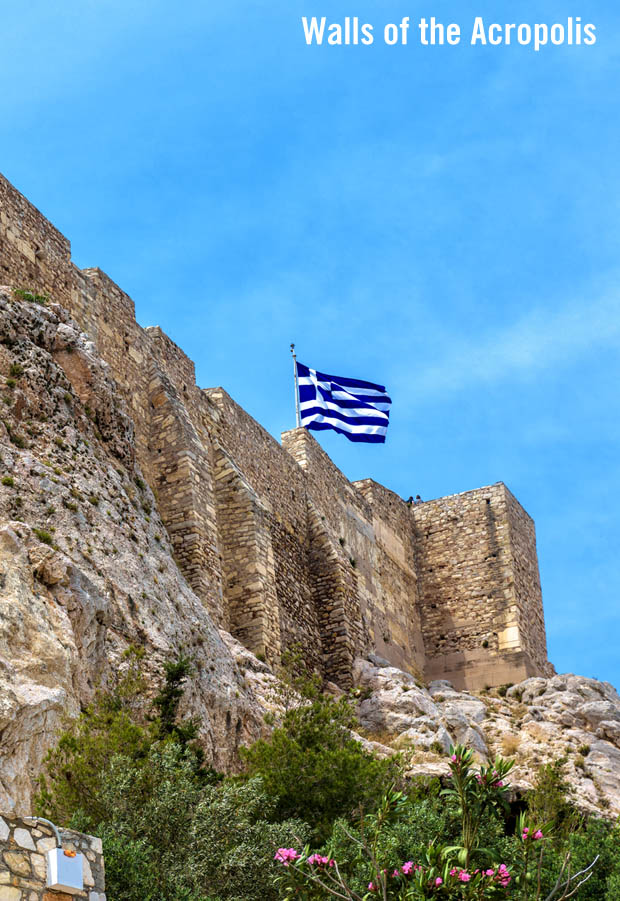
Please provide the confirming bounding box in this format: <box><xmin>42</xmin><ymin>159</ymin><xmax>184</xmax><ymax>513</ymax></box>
<box><xmin>358</xmin><ymin>728</ymin><xmax>396</xmax><ymax>748</ymax></box>
<box><xmin>500</xmin><ymin>733</ymin><xmax>521</xmax><ymax>756</ymax></box>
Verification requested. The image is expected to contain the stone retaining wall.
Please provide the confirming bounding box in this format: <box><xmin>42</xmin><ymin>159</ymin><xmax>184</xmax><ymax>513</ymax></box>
<box><xmin>0</xmin><ymin>815</ymin><xmax>105</xmax><ymax>901</ymax></box>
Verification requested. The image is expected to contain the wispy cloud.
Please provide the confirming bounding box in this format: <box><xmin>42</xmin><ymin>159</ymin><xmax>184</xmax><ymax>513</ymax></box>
<box><xmin>395</xmin><ymin>281</ymin><xmax>620</xmax><ymax>398</ymax></box>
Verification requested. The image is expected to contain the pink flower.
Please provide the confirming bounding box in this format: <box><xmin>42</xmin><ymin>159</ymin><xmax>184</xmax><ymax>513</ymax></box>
<box><xmin>495</xmin><ymin>780</ymin><xmax>504</xmax><ymax>787</ymax></box>
<box><xmin>534</xmin><ymin>830</ymin><xmax>543</xmax><ymax>840</ymax></box>
<box><xmin>495</xmin><ymin>864</ymin><xmax>511</xmax><ymax>887</ymax></box>
<box><xmin>274</xmin><ymin>848</ymin><xmax>300</xmax><ymax>866</ymax></box>
<box><xmin>368</xmin><ymin>882</ymin><xmax>375</xmax><ymax>891</ymax></box>
<box><xmin>451</xmin><ymin>754</ymin><xmax>457</xmax><ymax>762</ymax></box>
<box><xmin>435</xmin><ymin>877</ymin><xmax>443</xmax><ymax>886</ymax></box>
<box><xmin>401</xmin><ymin>861</ymin><xmax>414</xmax><ymax>875</ymax></box>
<box><xmin>485</xmin><ymin>869</ymin><xmax>495</xmax><ymax>876</ymax></box>
<box><xmin>450</xmin><ymin>868</ymin><xmax>457</xmax><ymax>876</ymax></box>
<box><xmin>308</xmin><ymin>854</ymin><xmax>332</xmax><ymax>867</ymax></box>
<box><xmin>392</xmin><ymin>870</ymin><xmax>399</xmax><ymax>878</ymax></box>
<box><xmin>458</xmin><ymin>871</ymin><xmax>471</xmax><ymax>882</ymax></box>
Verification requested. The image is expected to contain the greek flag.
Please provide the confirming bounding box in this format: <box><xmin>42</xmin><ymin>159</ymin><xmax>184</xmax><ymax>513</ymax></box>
<box><xmin>296</xmin><ymin>362</ymin><xmax>391</xmax><ymax>443</ymax></box>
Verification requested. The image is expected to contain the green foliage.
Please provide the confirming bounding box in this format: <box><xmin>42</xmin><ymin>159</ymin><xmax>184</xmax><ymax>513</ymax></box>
<box><xmin>36</xmin><ymin>656</ymin><xmax>152</xmax><ymax>826</ymax></box>
<box><xmin>526</xmin><ymin>758</ymin><xmax>578</xmax><ymax>841</ymax></box>
<box><xmin>37</xmin><ymin>651</ymin><xmax>309</xmax><ymax>901</ymax></box>
<box><xmin>242</xmin><ymin>690</ymin><xmax>398</xmax><ymax>839</ymax></box>
<box><xmin>35</xmin><ymin>647</ymin><xmax>613</xmax><ymax>901</ymax></box>
<box><xmin>1</xmin><ymin>475</ymin><xmax>14</xmax><ymax>487</ymax></box>
<box><xmin>152</xmin><ymin>654</ymin><xmax>204</xmax><ymax>761</ymax></box>
<box><xmin>13</xmin><ymin>288</ymin><xmax>50</xmax><ymax>304</ymax></box>
<box><xmin>184</xmin><ymin>778</ymin><xmax>310</xmax><ymax>901</ymax></box>
<box><xmin>441</xmin><ymin>745</ymin><xmax>514</xmax><ymax>868</ymax></box>
<box><xmin>33</xmin><ymin>527</ymin><xmax>54</xmax><ymax>546</ymax></box>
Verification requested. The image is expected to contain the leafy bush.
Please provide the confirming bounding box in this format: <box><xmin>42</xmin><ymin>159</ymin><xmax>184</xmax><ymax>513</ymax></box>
<box><xmin>35</xmin><ymin>649</ymin><xmax>612</xmax><ymax>901</ymax></box>
<box><xmin>242</xmin><ymin>691</ymin><xmax>398</xmax><ymax>839</ymax></box>
<box><xmin>36</xmin><ymin>653</ymin><xmax>307</xmax><ymax>901</ymax></box>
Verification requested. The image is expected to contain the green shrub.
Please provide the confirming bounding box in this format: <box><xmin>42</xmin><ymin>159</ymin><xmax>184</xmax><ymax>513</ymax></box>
<box><xmin>33</xmin><ymin>528</ymin><xmax>54</xmax><ymax>546</ymax></box>
<box><xmin>242</xmin><ymin>692</ymin><xmax>399</xmax><ymax>839</ymax></box>
<box><xmin>37</xmin><ymin>654</ymin><xmax>307</xmax><ymax>901</ymax></box>
<box><xmin>527</xmin><ymin>757</ymin><xmax>577</xmax><ymax>840</ymax></box>
<box><xmin>13</xmin><ymin>288</ymin><xmax>50</xmax><ymax>305</ymax></box>
<box><xmin>1</xmin><ymin>476</ymin><xmax>14</xmax><ymax>487</ymax></box>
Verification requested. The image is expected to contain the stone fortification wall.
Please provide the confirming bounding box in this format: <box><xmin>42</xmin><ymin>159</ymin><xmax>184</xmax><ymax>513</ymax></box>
<box><xmin>0</xmin><ymin>814</ymin><xmax>105</xmax><ymax>901</ymax></box>
<box><xmin>0</xmin><ymin>174</ymin><xmax>73</xmax><ymax>308</ymax></box>
<box><xmin>503</xmin><ymin>487</ymin><xmax>550</xmax><ymax>676</ymax></box>
<box><xmin>204</xmin><ymin>388</ymin><xmax>314</xmax><ymax>669</ymax></box>
<box><xmin>411</xmin><ymin>484</ymin><xmax>551</xmax><ymax>688</ymax></box>
<box><xmin>0</xmin><ymin>171</ymin><xmax>552</xmax><ymax>690</ymax></box>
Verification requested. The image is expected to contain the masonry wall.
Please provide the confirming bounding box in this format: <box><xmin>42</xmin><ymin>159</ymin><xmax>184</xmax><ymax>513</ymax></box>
<box><xmin>0</xmin><ymin>814</ymin><xmax>105</xmax><ymax>901</ymax></box>
<box><xmin>0</xmin><ymin>171</ymin><xmax>552</xmax><ymax>690</ymax></box>
<box><xmin>204</xmin><ymin>389</ymin><xmax>322</xmax><ymax>671</ymax></box>
<box><xmin>0</xmin><ymin>174</ymin><xmax>73</xmax><ymax>308</ymax></box>
<box><xmin>412</xmin><ymin>483</ymin><xmax>552</xmax><ymax>689</ymax></box>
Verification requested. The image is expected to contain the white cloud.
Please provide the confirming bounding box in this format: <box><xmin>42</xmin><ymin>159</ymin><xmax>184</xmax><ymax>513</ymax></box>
<box><xmin>395</xmin><ymin>282</ymin><xmax>620</xmax><ymax>398</ymax></box>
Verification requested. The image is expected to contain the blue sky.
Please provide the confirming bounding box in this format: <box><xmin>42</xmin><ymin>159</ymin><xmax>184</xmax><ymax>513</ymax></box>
<box><xmin>1</xmin><ymin>0</ymin><xmax>618</xmax><ymax>685</ymax></box>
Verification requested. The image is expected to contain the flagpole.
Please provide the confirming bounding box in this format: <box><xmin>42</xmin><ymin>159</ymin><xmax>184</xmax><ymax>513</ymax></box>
<box><xmin>290</xmin><ymin>343</ymin><xmax>301</xmax><ymax>428</ymax></box>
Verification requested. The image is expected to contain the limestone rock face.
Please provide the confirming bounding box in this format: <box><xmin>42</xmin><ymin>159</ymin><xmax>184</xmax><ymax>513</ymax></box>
<box><xmin>0</xmin><ymin>291</ymin><xmax>264</xmax><ymax>814</ymax></box>
<box><xmin>353</xmin><ymin>656</ymin><xmax>620</xmax><ymax>817</ymax></box>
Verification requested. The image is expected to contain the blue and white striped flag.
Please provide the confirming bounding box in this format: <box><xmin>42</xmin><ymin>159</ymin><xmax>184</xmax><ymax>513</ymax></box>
<box><xmin>296</xmin><ymin>362</ymin><xmax>391</xmax><ymax>443</ymax></box>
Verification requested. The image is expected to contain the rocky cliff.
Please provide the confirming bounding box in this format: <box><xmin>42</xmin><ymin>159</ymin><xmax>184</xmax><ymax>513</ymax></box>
<box><xmin>0</xmin><ymin>288</ymin><xmax>265</xmax><ymax>814</ymax></box>
<box><xmin>350</xmin><ymin>656</ymin><xmax>620</xmax><ymax>818</ymax></box>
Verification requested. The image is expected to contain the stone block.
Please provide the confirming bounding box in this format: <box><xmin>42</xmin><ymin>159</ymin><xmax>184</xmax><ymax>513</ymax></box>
<box><xmin>0</xmin><ymin>887</ymin><xmax>22</xmax><ymax>901</ymax></box>
<box><xmin>3</xmin><ymin>850</ymin><xmax>31</xmax><ymax>877</ymax></box>
<box><xmin>13</xmin><ymin>830</ymin><xmax>35</xmax><ymax>851</ymax></box>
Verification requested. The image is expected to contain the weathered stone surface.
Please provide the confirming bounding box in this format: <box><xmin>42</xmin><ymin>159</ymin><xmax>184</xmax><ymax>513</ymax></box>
<box><xmin>3</xmin><ymin>850</ymin><xmax>30</xmax><ymax>876</ymax></box>
<box><xmin>0</xmin><ymin>297</ymin><xmax>265</xmax><ymax>815</ymax></box>
<box><xmin>0</xmin><ymin>887</ymin><xmax>21</xmax><ymax>901</ymax></box>
<box><xmin>83</xmin><ymin>854</ymin><xmax>94</xmax><ymax>886</ymax></box>
<box><xmin>30</xmin><ymin>852</ymin><xmax>45</xmax><ymax>879</ymax></box>
<box><xmin>353</xmin><ymin>655</ymin><xmax>620</xmax><ymax>817</ymax></box>
<box><xmin>13</xmin><ymin>829</ymin><xmax>35</xmax><ymax>851</ymax></box>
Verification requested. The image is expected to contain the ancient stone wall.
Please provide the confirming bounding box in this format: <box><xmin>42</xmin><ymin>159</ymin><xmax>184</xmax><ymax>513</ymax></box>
<box><xmin>412</xmin><ymin>484</ymin><xmax>551</xmax><ymax>688</ymax></box>
<box><xmin>0</xmin><ymin>174</ymin><xmax>73</xmax><ymax>307</ymax></box>
<box><xmin>0</xmin><ymin>814</ymin><xmax>105</xmax><ymax>901</ymax></box>
<box><xmin>0</xmin><ymin>171</ymin><xmax>553</xmax><ymax>690</ymax></box>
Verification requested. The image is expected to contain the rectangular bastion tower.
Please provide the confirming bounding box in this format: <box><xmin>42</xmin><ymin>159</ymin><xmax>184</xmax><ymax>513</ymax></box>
<box><xmin>0</xmin><ymin>171</ymin><xmax>553</xmax><ymax>689</ymax></box>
